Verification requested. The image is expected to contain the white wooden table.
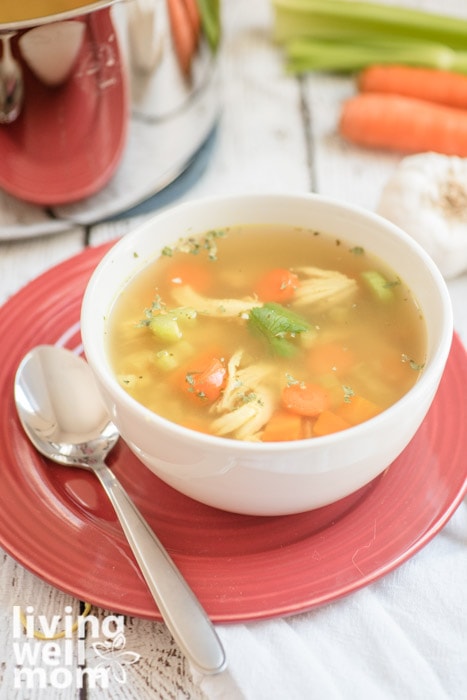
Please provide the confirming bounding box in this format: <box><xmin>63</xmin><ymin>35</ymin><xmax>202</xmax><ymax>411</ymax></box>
<box><xmin>1</xmin><ymin>1</ymin><xmax>466</xmax><ymax>698</ymax></box>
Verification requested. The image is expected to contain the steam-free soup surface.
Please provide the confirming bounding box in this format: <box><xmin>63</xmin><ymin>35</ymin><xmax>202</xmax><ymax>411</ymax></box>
<box><xmin>107</xmin><ymin>225</ymin><xmax>426</xmax><ymax>441</ymax></box>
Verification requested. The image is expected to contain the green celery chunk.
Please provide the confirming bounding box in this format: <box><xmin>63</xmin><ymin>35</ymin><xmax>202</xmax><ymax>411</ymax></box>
<box><xmin>149</xmin><ymin>314</ymin><xmax>182</xmax><ymax>342</ymax></box>
<box><xmin>361</xmin><ymin>270</ymin><xmax>394</xmax><ymax>302</ymax></box>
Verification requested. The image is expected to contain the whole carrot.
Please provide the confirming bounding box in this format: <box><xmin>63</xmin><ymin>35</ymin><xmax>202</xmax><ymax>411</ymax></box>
<box><xmin>167</xmin><ymin>0</ymin><xmax>198</xmax><ymax>78</ymax></box>
<box><xmin>359</xmin><ymin>64</ymin><xmax>467</xmax><ymax>110</ymax></box>
<box><xmin>339</xmin><ymin>92</ymin><xmax>467</xmax><ymax>156</ymax></box>
<box><xmin>182</xmin><ymin>0</ymin><xmax>201</xmax><ymax>44</ymax></box>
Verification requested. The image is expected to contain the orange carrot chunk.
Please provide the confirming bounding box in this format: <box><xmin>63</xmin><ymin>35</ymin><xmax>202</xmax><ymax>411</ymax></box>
<box><xmin>339</xmin><ymin>93</ymin><xmax>467</xmax><ymax>157</ymax></box>
<box><xmin>282</xmin><ymin>382</ymin><xmax>330</xmax><ymax>417</ymax></box>
<box><xmin>261</xmin><ymin>410</ymin><xmax>304</xmax><ymax>442</ymax></box>
<box><xmin>166</xmin><ymin>261</ymin><xmax>210</xmax><ymax>292</ymax></box>
<box><xmin>307</xmin><ymin>342</ymin><xmax>355</xmax><ymax>375</ymax></box>
<box><xmin>358</xmin><ymin>64</ymin><xmax>467</xmax><ymax>111</ymax></box>
<box><xmin>312</xmin><ymin>410</ymin><xmax>351</xmax><ymax>437</ymax></box>
<box><xmin>182</xmin><ymin>420</ymin><xmax>211</xmax><ymax>435</ymax></box>
<box><xmin>255</xmin><ymin>268</ymin><xmax>300</xmax><ymax>303</ymax></box>
<box><xmin>336</xmin><ymin>395</ymin><xmax>381</xmax><ymax>426</ymax></box>
<box><xmin>181</xmin><ymin>356</ymin><xmax>226</xmax><ymax>401</ymax></box>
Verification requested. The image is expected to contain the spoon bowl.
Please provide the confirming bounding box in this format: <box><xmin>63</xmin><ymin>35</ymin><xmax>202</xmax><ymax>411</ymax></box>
<box><xmin>14</xmin><ymin>344</ymin><xmax>226</xmax><ymax>676</ymax></box>
<box><xmin>15</xmin><ymin>344</ymin><xmax>119</xmax><ymax>465</ymax></box>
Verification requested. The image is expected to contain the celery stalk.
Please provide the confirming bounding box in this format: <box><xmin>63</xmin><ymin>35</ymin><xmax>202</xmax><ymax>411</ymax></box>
<box><xmin>272</xmin><ymin>0</ymin><xmax>467</xmax><ymax>73</ymax></box>
<box><xmin>197</xmin><ymin>0</ymin><xmax>221</xmax><ymax>53</ymax></box>
<box><xmin>286</xmin><ymin>37</ymin><xmax>467</xmax><ymax>74</ymax></box>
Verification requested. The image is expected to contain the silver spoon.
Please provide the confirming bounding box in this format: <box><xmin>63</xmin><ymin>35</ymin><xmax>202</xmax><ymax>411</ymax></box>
<box><xmin>14</xmin><ymin>344</ymin><xmax>226</xmax><ymax>676</ymax></box>
<box><xmin>0</xmin><ymin>33</ymin><xmax>23</xmax><ymax>124</ymax></box>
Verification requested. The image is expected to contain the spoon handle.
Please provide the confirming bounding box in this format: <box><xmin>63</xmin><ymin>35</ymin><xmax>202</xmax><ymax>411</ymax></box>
<box><xmin>92</xmin><ymin>461</ymin><xmax>226</xmax><ymax>675</ymax></box>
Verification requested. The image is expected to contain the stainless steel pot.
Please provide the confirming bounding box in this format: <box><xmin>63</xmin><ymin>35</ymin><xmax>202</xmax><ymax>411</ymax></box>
<box><xmin>0</xmin><ymin>0</ymin><xmax>221</xmax><ymax>212</ymax></box>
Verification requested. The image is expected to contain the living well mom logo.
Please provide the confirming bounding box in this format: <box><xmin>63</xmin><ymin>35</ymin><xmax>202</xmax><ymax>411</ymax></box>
<box><xmin>12</xmin><ymin>604</ymin><xmax>141</xmax><ymax>690</ymax></box>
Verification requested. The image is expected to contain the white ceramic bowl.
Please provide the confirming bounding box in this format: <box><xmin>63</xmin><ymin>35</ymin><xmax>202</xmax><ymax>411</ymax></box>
<box><xmin>81</xmin><ymin>193</ymin><xmax>453</xmax><ymax>516</ymax></box>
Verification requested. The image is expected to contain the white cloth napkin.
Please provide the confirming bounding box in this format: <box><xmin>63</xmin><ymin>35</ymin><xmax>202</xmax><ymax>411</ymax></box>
<box><xmin>195</xmin><ymin>499</ymin><xmax>467</xmax><ymax>699</ymax></box>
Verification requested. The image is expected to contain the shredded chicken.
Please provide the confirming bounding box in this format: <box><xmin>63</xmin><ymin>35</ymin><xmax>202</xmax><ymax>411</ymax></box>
<box><xmin>292</xmin><ymin>266</ymin><xmax>358</xmax><ymax>309</ymax></box>
<box><xmin>210</xmin><ymin>350</ymin><xmax>276</xmax><ymax>440</ymax></box>
<box><xmin>171</xmin><ymin>285</ymin><xmax>258</xmax><ymax>317</ymax></box>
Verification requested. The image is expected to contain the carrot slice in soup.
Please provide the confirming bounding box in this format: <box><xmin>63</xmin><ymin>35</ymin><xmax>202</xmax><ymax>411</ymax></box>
<box><xmin>255</xmin><ymin>268</ymin><xmax>299</xmax><ymax>302</ymax></box>
<box><xmin>336</xmin><ymin>395</ymin><xmax>381</xmax><ymax>426</ymax></box>
<box><xmin>312</xmin><ymin>410</ymin><xmax>351</xmax><ymax>437</ymax></box>
<box><xmin>307</xmin><ymin>342</ymin><xmax>355</xmax><ymax>375</ymax></box>
<box><xmin>166</xmin><ymin>261</ymin><xmax>210</xmax><ymax>292</ymax></box>
<box><xmin>261</xmin><ymin>410</ymin><xmax>304</xmax><ymax>442</ymax></box>
<box><xmin>177</xmin><ymin>355</ymin><xmax>226</xmax><ymax>402</ymax></box>
<box><xmin>282</xmin><ymin>382</ymin><xmax>330</xmax><ymax>417</ymax></box>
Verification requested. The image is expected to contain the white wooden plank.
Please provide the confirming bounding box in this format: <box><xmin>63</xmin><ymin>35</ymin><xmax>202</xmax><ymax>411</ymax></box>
<box><xmin>302</xmin><ymin>72</ymin><xmax>402</xmax><ymax>210</ymax></box>
<box><xmin>0</xmin><ymin>555</ymin><xmax>83</xmax><ymax>700</ymax></box>
<box><xmin>0</xmin><ymin>229</ymin><xmax>84</xmax><ymax>305</ymax></box>
<box><xmin>79</xmin><ymin>610</ymin><xmax>207</xmax><ymax>700</ymax></box>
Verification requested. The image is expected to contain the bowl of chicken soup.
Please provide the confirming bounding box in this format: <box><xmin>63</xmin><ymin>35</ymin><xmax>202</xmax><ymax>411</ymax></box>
<box><xmin>80</xmin><ymin>193</ymin><xmax>453</xmax><ymax>515</ymax></box>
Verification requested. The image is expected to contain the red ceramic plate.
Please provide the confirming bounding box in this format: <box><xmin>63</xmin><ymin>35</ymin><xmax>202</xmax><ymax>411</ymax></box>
<box><xmin>0</xmin><ymin>8</ymin><xmax>128</xmax><ymax>205</ymax></box>
<box><xmin>0</xmin><ymin>242</ymin><xmax>466</xmax><ymax>622</ymax></box>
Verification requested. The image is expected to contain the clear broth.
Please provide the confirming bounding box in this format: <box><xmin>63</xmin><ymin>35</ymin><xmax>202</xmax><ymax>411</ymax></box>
<box><xmin>107</xmin><ymin>224</ymin><xmax>426</xmax><ymax>441</ymax></box>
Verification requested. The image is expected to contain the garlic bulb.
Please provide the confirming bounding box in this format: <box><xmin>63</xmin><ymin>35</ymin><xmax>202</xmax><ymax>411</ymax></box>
<box><xmin>377</xmin><ymin>152</ymin><xmax>467</xmax><ymax>279</ymax></box>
